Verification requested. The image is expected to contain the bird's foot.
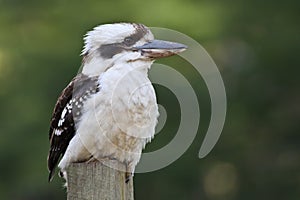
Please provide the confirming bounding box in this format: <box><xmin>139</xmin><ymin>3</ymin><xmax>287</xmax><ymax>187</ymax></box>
<box><xmin>59</xmin><ymin>170</ymin><xmax>64</xmax><ymax>178</ymax></box>
<box><xmin>86</xmin><ymin>156</ymin><xmax>98</xmax><ymax>163</ymax></box>
<box><xmin>58</xmin><ymin>170</ymin><xmax>68</xmax><ymax>188</ymax></box>
<box><xmin>125</xmin><ymin>172</ymin><xmax>133</xmax><ymax>183</ymax></box>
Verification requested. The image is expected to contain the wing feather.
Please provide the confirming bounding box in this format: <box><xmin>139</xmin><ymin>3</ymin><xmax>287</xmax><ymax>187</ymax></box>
<box><xmin>47</xmin><ymin>73</ymin><xmax>99</xmax><ymax>181</ymax></box>
<box><xmin>47</xmin><ymin>78</ymin><xmax>76</xmax><ymax>181</ymax></box>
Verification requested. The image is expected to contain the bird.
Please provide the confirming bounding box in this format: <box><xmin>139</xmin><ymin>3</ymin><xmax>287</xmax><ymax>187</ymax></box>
<box><xmin>47</xmin><ymin>22</ymin><xmax>187</xmax><ymax>183</ymax></box>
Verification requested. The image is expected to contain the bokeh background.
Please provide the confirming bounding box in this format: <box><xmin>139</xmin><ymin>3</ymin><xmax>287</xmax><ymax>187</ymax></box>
<box><xmin>0</xmin><ymin>0</ymin><xmax>299</xmax><ymax>199</ymax></box>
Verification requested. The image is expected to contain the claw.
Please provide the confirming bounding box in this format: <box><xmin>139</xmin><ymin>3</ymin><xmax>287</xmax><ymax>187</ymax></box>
<box><xmin>125</xmin><ymin>172</ymin><xmax>132</xmax><ymax>183</ymax></box>
<box><xmin>86</xmin><ymin>156</ymin><xmax>97</xmax><ymax>163</ymax></box>
<box><xmin>59</xmin><ymin>170</ymin><xmax>64</xmax><ymax>178</ymax></box>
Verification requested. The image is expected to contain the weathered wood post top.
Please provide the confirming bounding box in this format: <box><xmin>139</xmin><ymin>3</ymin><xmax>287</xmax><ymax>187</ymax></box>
<box><xmin>67</xmin><ymin>161</ymin><xmax>134</xmax><ymax>200</ymax></box>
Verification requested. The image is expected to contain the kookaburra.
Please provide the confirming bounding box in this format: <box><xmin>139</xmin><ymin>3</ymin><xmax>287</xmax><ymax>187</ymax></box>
<box><xmin>47</xmin><ymin>23</ymin><xmax>187</xmax><ymax>183</ymax></box>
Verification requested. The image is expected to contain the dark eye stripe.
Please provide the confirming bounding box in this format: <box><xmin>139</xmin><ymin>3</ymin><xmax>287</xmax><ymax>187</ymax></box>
<box><xmin>127</xmin><ymin>23</ymin><xmax>148</xmax><ymax>45</ymax></box>
<box><xmin>98</xmin><ymin>44</ymin><xmax>124</xmax><ymax>59</ymax></box>
<box><xmin>98</xmin><ymin>24</ymin><xmax>149</xmax><ymax>59</ymax></box>
<box><xmin>123</xmin><ymin>37</ymin><xmax>135</xmax><ymax>46</ymax></box>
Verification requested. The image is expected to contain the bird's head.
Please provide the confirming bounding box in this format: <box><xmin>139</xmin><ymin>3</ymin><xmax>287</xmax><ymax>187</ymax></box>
<box><xmin>81</xmin><ymin>23</ymin><xmax>187</xmax><ymax>76</ymax></box>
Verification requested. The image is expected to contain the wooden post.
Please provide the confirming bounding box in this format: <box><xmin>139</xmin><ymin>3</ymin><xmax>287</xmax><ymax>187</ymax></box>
<box><xmin>66</xmin><ymin>161</ymin><xmax>134</xmax><ymax>200</ymax></box>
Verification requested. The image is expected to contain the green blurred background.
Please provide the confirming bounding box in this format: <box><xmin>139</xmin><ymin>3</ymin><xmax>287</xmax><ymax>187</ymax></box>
<box><xmin>0</xmin><ymin>0</ymin><xmax>299</xmax><ymax>199</ymax></box>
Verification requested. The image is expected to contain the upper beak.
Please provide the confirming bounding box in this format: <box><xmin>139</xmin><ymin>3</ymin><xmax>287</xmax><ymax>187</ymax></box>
<box><xmin>133</xmin><ymin>40</ymin><xmax>187</xmax><ymax>59</ymax></box>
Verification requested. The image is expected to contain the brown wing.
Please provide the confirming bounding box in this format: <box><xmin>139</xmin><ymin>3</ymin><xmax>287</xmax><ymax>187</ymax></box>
<box><xmin>47</xmin><ymin>73</ymin><xmax>100</xmax><ymax>181</ymax></box>
<box><xmin>47</xmin><ymin>77</ymin><xmax>76</xmax><ymax>182</ymax></box>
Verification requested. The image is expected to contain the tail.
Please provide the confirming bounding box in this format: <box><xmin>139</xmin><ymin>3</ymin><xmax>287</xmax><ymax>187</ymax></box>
<box><xmin>47</xmin><ymin>149</ymin><xmax>62</xmax><ymax>182</ymax></box>
<box><xmin>48</xmin><ymin>169</ymin><xmax>55</xmax><ymax>182</ymax></box>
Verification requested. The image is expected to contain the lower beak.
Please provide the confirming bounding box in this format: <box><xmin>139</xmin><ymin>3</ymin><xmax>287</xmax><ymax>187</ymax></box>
<box><xmin>133</xmin><ymin>40</ymin><xmax>187</xmax><ymax>59</ymax></box>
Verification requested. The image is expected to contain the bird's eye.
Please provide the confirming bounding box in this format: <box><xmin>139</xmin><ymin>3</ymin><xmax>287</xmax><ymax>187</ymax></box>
<box><xmin>124</xmin><ymin>37</ymin><xmax>135</xmax><ymax>46</ymax></box>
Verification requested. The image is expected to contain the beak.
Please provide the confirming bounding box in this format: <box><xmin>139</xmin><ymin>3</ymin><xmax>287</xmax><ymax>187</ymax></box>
<box><xmin>133</xmin><ymin>40</ymin><xmax>187</xmax><ymax>59</ymax></box>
